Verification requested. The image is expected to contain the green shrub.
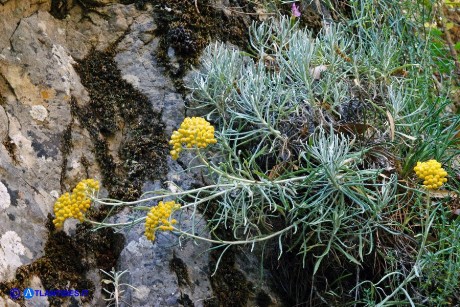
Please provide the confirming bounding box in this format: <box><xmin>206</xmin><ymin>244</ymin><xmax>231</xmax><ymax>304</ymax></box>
<box><xmin>87</xmin><ymin>0</ymin><xmax>460</xmax><ymax>305</ymax></box>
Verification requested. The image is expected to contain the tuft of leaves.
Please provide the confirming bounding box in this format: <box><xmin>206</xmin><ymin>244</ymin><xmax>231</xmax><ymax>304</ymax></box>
<box><xmin>187</xmin><ymin>3</ymin><xmax>460</xmax><ymax>304</ymax></box>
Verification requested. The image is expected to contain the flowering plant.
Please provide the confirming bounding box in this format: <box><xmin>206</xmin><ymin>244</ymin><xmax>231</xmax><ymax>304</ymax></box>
<box><xmin>414</xmin><ymin>159</ymin><xmax>448</xmax><ymax>189</ymax></box>
<box><xmin>79</xmin><ymin>10</ymin><xmax>460</xmax><ymax>305</ymax></box>
<box><xmin>291</xmin><ymin>3</ymin><xmax>301</xmax><ymax>18</ymax></box>
<box><xmin>169</xmin><ymin>117</ymin><xmax>217</xmax><ymax>160</ymax></box>
<box><xmin>53</xmin><ymin>179</ymin><xmax>100</xmax><ymax>229</ymax></box>
<box><xmin>144</xmin><ymin>201</ymin><xmax>180</xmax><ymax>241</ymax></box>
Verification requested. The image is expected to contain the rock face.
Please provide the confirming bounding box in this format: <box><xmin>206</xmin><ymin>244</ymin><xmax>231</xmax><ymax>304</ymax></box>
<box><xmin>0</xmin><ymin>0</ymin><xmax>282</xmax><ymax>306</ymax></box>
<box><xmin>0</xmin><ymin>3</ymin><xmax>90</xmax><ymax>285</ymax></box>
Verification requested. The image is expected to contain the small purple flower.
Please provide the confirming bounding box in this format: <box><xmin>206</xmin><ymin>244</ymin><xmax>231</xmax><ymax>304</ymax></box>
<box><xmin>291</xmin><ymin>3</ymin><xmax>301</xmax><ymax>18</ymax></box>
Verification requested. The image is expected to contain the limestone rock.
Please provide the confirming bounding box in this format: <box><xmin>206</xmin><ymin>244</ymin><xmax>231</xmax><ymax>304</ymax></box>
<box><xmin>0</xmin><ymin>182</ymin><xmax>11</xmax><ymax>210</ymax></box>
<box><xmin>0</xmin><ymin>4</ymin><xmax>100</xmax><ymax>307</ymax></box>
<box><xmin>0</xmin><ymin>105</ymin><xmax>8</xmax><ymax>141</ymax></box>
<box><xmin>111</xmin><ymin>12</ymin><xmax>215</xmax><ymax>304</ymax></box>
<box><xmin>64</xmin><ymin>4</ymin><xmax>141</xmax><ymax>60</ymax></box>
<box><xmin>0</xmin><ymin>0</ymin><xmax>51</xmax><ymax>52</ymax></box>
<box><xmin>0</xmin><ymin>8</ymin><xmax>100</xmax><ymax>285</ymax></box>
<box><xmin>26</xmin><ymin>276</ymin><xmax>50</xmax><ymax>306</ymax></box>
<box><xmin>0</xmin><ymin>231</ymin><xmax>30</xmax><ymax>281</ymax></box>
<box><xmin>0</xmin><ymin>296</ymin><xmax>20</xmax><ymax>307</ymax></box>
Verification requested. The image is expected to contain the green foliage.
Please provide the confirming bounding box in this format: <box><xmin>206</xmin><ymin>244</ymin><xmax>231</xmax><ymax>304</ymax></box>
<box><xmin>91</xmin><ymin>0</ymin><xmax>460</xmax><ymax>305</ymax></box>
<box><xmin>188</xmin><ymin>1</ymin><xmax>460</xmax><ymax>305</ymax></box>
<box><xmin>421</xmin><ymin>211</ymin><xmax>460</xmax><ymax>305</ymax></box>
<box><xmin>427</xmin><ymin>27</ymin><xmax>455</xmax><ymax>74</ymax></box>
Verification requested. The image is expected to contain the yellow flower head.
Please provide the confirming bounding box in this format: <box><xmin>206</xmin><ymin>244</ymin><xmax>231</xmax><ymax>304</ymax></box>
<box><xmin>169</xmin><ymin>117</ymin><xmax>217</xmax><ymax>160</ymax></box>
<box><xmin>145</xmin><ymin>201</ymin><xmax>181</xmax><ymax>241</ymax></box>
<box><xmin>414</xmin><ymin>160</ymin><xmax>448</xmax><ymax>190</ymax></box>
<box><xmin>53</xmin><ymin>179</ymin><xmax>100</xmax><ymax>229</ymax></box>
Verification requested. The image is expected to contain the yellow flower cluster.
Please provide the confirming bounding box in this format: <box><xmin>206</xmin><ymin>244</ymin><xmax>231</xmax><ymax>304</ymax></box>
<box><xmin>53</xmin><ymin>179</ymin><xmax>100</xmax><ymax>228</ymax></box>
<box><xmin>414</xmin><ymin>160</ymin><xmax>448</xmax><ymax>190</ymax></box>
<box><xmin>145</xmin><ymin>201</ymin><xmax>180</xmax><ymax>241</ymax></box>
<box><xmin>169</xmin><ymin>117</ymin><xmax>217</xmax><ymax>160</ymax></box>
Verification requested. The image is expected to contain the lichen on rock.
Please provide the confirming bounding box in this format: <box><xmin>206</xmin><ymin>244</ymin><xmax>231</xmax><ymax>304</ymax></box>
<box><xmin>0</xmin><ymin>231</ymin><xmax>28</xmax><ymax>282</ymax></box>
<box><xmin>0</xmin><ymin>182</ymin><xmax>11</xmax><ymax>210</ymax></box>
<box><xmin>29</xmin><ymin>105</ymin><xmax>48</xmax><ymax>122</ymax></box>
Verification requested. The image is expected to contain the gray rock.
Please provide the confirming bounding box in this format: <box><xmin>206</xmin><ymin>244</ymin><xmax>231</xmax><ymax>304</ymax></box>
<box><xmin>0</xmin><ymin>2</ymin><xmax>104</xmax><ymax>306</ymax></box>
<box><xmin>0</xmin><ymin>106</ymin><xmax>9</xmax><ymax>141</ymax></box>
<box><xmin>0</xmin><ymin>0</ymin><xmax>51</xmax><ymax>52</ymax></box>
<box><xmin>114</xmin><ymin>10</ymin><xmax>175</xmax><ymax>114</ymax></box>
<box><xmin>112</xmin><ymin>11</ymin><xmax>216</xmax><ymax>305</ymax></box>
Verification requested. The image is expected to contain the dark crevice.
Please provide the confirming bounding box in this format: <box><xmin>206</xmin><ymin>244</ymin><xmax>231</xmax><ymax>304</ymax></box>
<box><xmin>170</xmin><ymin>252</ymin><xmax>192</xmax><ymax>288</ymax></box>
<box><xmin>59</xmin><ymin>122</ymin><xmax>73</xmax><ymax>193</ymax></box>
<box><xmin>2</xmin><ymin>134</ymin><xmax>19</xmax><ymax>165</ymax></box>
